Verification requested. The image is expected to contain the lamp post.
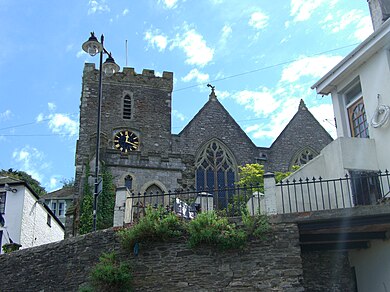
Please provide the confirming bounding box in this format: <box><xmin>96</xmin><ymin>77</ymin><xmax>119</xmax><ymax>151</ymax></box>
<box><xmin>82</xmin><ymin>32</ymin><xmax>120</xmax><ymax>231</ymax></box>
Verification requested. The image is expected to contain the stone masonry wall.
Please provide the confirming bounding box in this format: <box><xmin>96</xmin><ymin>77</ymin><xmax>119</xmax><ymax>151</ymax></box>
<box><xmin>301</xmin><ymin>250</ymin><xmax>357</xmax><ymax>291</ymax></box>
<box><xmin>0</xmin><ymin>223</ymin><xmax>305</xmax><ymax>292</ymax></box>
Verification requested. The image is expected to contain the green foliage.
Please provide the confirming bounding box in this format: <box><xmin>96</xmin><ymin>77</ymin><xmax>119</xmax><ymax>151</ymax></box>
<box><xmin>118</xmin><ymin>206</ymin><xmax>184</xmax><ymax>251</ymax></box>
<box><xmin>1</xmin><ymin>168</ymin><xmax>46</xmax><ymax>197</ymax></box>
<box><xmin>236</xmin><ymin>164</ymin><xmax>264</xmax><ymax>192</ymax></box>
<box><xmin>79</xmin><ymin>163</ymin><xmax>93</xmax><ymax>235</ymax></box>
<box><xmin>97</xmin><ymin>164</ymin><xmax>116</xmax><ymax>230</ymax></box>
<box><xmin>2</xmin><ymin>243</ymin><xmax>21</xmax><ymax>253</ymax></box>
<box><xmin>186</xmin><ymin>211</ymin><xmax>247</xmax><ymax>250</ymax></box>
<box><xmin>88</xmin><ymin>252</ymin><xmax>132</xmax><ymax>292</ymax></box>
<box><xmin>241</xmin><ymin>211</ymin><xmax>270</xmax><ymax>240</ymax></box>
<box><xmin>79</xmin><ymin>163</ymin><xmax>116</xmax><ymax>234</ymax></box>
<box><xmin>61</xmin><ymin>178</ymin><xmax>75</xmax><ymax>188</ymax></box>
<box><xmin>275</xmin><ymin>165</ymin><xmax>300</xmax><ymax>183</ymax></box>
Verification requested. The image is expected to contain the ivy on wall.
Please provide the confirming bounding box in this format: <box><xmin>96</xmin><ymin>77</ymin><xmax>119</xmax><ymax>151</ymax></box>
<box><xmin>79</xmin><ymin>163</ymin><xmax>93</xmax><ymax>234</ymax></box>
<box><xmin>79</xmin><ymin>162</ymin><xmax>116</xmax><ymax>234</ymax></box>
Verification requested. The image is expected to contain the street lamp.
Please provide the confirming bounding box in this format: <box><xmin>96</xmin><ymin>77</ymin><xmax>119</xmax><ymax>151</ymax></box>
<box><xmin>82</xmin><ymin>32</ymin><xmax>120</xmax><ymax>231</ymax></box>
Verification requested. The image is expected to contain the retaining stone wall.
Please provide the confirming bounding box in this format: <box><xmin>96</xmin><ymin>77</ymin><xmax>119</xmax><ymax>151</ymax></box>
<box><xmin>0</xmin><ymin>223</ymin><xmax>304</xmax><ymax>292</ymax></box>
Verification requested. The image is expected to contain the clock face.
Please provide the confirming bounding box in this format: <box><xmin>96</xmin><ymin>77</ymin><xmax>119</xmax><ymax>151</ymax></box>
<box><xmin>113</xmin><ymin>130</ymin><xmax>139</xmax><ymax>153</ymax></box>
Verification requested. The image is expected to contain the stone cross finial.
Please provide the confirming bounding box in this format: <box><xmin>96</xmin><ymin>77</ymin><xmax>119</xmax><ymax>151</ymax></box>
<box><xmin>207</xmin><ymin>84</ymin><xmax>217</xmax><ymax>101</ymax></box>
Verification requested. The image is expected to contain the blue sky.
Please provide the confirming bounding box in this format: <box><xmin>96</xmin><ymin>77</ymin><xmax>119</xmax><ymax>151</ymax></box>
<box><xmin>0</xmin><ymin>0</ymin><xmax>373</xmax><ymax>191</ymax></box>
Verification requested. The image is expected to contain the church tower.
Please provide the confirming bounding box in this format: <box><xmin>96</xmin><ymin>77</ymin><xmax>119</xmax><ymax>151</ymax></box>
<box><xmin>68</xmin><ymin>64</ymin><xmax>177</xmax><ymax>235</ymax></box>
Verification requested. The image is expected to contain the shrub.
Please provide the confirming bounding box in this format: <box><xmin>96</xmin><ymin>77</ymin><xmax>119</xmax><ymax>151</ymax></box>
<box><xmin>118</xmin><ymin>206</ymin><xmax>184</xmax><ymax>251</ymax></box>
<box><xmin>242</xmin><ymin>211</ymin><xmax>270</xmax><ymax>240</ymax></box>
<box><xmin>186</xmin><ymin>211</ymin><xmax>247</xmax><ymax>250</ymax></box>
<box><xmin>88</xmin><ymin>252</ymin><xmax>132</xmax><ymax>292</ymax></box>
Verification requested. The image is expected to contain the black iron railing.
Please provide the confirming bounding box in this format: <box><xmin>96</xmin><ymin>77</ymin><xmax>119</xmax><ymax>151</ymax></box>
<box><xmin>125</xmin><ymin>170</ymin><xmax>390</xmax><ymax>221</ymax></box>
<box><xmin>277</xmin><ymin>169</ymin><xmax>390</xmax><ymax>214</ymax></box>
<box><xmin>128</xmin><ymin>184</ymin><xmax>264</xmax><ymax>221</ymax></box>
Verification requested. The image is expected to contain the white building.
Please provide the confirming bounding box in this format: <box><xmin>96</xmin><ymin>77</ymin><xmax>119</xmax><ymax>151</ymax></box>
<box><xmin>285</xmin><ymin>1</ymin><xmax>390</xmax><ymax>290</ymax></box>
<box><xmin>0</xmin><ymin>176</ymin><xmax>64</xmax><ymax>254</ymax></box>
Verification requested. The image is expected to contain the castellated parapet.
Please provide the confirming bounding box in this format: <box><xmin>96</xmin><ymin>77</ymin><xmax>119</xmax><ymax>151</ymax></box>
<box><xmin>82</xmin><ymin>63</ymin><xmax>173</xmax><ymax>91</ymax></box>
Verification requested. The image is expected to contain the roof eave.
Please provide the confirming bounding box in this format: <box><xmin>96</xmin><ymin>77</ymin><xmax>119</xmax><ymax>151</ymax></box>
<box><xmin>311</xmin><ymin>18</ymin><xmax>390</xmax><ymax>95</ymax></box>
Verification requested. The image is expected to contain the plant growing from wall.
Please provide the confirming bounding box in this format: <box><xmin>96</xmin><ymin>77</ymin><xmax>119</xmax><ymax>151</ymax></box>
<box><xmin>118</xmin><ymin>206</ymin><xmax>184</xmax><ymax>251</ymax></box>
<box><xmin>96</xmin><ymin>164</ymin><xmax>116</xmax><ymax>230</ymax></box>
<box><xmin>79</xmin><ymin>163</ymin><xmax>93</xmax><ymax>234</ymax></box>
<box><xmin>79</xmin><ymin>163</ymin><xmax>116</xmax><ymax>234</ymax></box>
<box><xmin>186</xmin><ymin>211</ymin><xmax>247</xmax><ymax>250</ymax></box>
<box><xmin>241</xmin><ymin>211</ymin><xmax>270</xmax><ymax>240</ymax></box>
<box><xmin>118</xmin><ymin>206</ymin><xmax>271</xmax><ymax>252</ymax></box>
<box><xmin>80</xmin><ymin>251</ymin><xmax>133</xmax><ymax>292</ymax></box>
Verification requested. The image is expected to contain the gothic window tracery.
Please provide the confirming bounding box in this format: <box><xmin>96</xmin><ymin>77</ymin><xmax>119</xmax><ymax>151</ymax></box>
<box><xmin>195</xmin><ymin>140</ymin><xmax>236</xmax><ymax>190</ymax></box>
<box><xmin>290</xmin><ymin>147</ymin><xmax>318</xmax><ymax>169</ymax></box>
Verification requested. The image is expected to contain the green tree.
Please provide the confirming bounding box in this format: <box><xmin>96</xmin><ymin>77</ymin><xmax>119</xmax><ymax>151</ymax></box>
<box><xmin>236</xmin><ymin>164</ymin><xmax>265</xmax><ymax>191</ymax></box>
<box><xmin>0</xmin><ymin>168</ymin><xmax>46</xmax><ymax>197</ymax></box>
<box><xmin>61</xmin><ymin>178</ymin><xmax>75</xmax><ymax>188</ymax></box>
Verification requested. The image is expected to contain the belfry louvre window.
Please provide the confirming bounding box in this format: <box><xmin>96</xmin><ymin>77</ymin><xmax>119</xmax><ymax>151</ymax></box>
<box><xmin>196</xmin><ymin>140</ymin><xmax>236</xmax><ymax>190</ymax></box>
<box><xmin>0</xmin><ymin>192</ymin><xmax>5</xmax><ymax>214</ymax></box>
<box><xmin>348</xmin><ymin>97</ymin><xmax>369</xmax><ymax>138</ymax></box>
<box><xmin>123</xmin><ymin>95</ymin><xmax>132</xmax><ymax>119</ymax></box>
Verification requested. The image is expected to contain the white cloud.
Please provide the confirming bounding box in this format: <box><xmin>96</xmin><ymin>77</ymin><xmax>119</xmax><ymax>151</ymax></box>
<box><xmin>290</xmin><ymin>0</ymin><xmax>328</xmax><ymax>22</ymax></box>
<box><xmin>88</xmin><ymin>0</ymin><xmax>110</xmax><ymax>15</ymax></box>
<box><xmin>281</xmin><ymin>55</ymin><xmax>343</xmax><ymax>83</ymax></box>
<box><xmin>12</xmin><ymin>146</ymin><xmax>49</xmax><ymax>183</ymax></box>
<box><xmin>47</xmin><ymin>113</ymin><xmax>78</xmax><ymax>137</ymax></box>
<box><xmin>216</xmin><ymin>90</ymin><xmax>230</xmax><ymax>100</ymax></box>
<box><xmin>220</xmin><ymin>25</ymin><xmax>232</xmax><ymax>45</ymax></box>
<box><xmin>76</xmin><ymin>50</ymin><xmax>85</xmax><ymax>58</ymax></box>
<box><xmin>310</xmin><ymin>103</ymin><xmax>337</xmax><ymax>138</ymax></box>
<box><xmin>232</xmin><ymin>88</ymin><xmax>280</xmax><ymax>117</ymax></box>
<box><xmin>182</xmin><ymin>68</ymin><xmax>209</xmax><ymax>83</ymax></box>
<box><xmin>320</xmin><ymin>9</ymin><xmax>373</xmax><ymax>40</ymax></box>
<box><xmin>173</xmin><ymin>109</ymin><xmax>186</xmax><ymax>121</ymax></box>
<box><xmin>159</xmin><ymin>0</ymin><xmax>179</xmax><ymax>9</ymax></box>
<box><xmin>171</xmin><ymin>28</ymin><xmax>214</xmax><ymax>67</ymax></box>
<box><xmin>48</xmin><ymin>102</ymin><xmax>56</xmax><ymax>111</ymax></box>
<box><xmin>354</xmin><ymin>15</ymin><xmax>373</xmax><ymax>41</ymax></box>
<box><xmin>36</xmin><ymin>113</ymin><xmax>44</xmax><ymax>123</ymax></box>
<box><xmin>248</xmin><ymin>11</ymin><xmax>269</xmax><ymax>30</ymax></box>
<box><xmin>122</xmin><ymin>8</ymin><xmax>129</xmax><ymax>16</ymax></box>
<box><xmin>144</xmin><ymin>29</ymin><xmax>168</xmax><ymax>51</ymax></box>
<box><xmin>0</xmin><ymin>109</ymin><xmax>11</xmax><ymax>121</ymax></box>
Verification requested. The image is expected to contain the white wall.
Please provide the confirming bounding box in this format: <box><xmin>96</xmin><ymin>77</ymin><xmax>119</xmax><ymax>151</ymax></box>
<box><xmin>331</xmin><ymin>49</ymin><xmax>390</xmax><ymax>172</ymax></box>
<box><xmin>2</xmin><ymin>186</ymin><xmax>24</xmax><ymax>247</ymax></box>
<box><xmin>274</xmin><ymin>137</ymin><xmax>379</xmax><ymax>213</ymax></box>
<box><xmin>20</xmin><ymin>188</ymin><xmax>64</xmax><ymax>249</ymax></box>
<box><xmin>349</xmin><ymin>239</ymin><xmax>390</xmax><ymax>292</ymax></box>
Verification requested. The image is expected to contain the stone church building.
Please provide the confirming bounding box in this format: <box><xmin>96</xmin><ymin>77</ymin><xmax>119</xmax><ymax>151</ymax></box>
<box><xmin>67</xmin><ymin>63</ymin><xmax>332</xmax><ymax>235</ymax></box>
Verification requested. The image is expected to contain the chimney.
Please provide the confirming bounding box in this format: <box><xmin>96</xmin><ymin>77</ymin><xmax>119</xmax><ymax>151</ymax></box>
<box><xmin>368</xmin><ymin>0</ymin><xmax>390</xmax><ymax>31</ymax></box>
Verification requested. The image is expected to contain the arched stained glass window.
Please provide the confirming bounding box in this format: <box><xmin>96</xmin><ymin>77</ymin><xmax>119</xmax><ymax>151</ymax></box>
<box><xmin>195</xmin><ymin>140</ymin><xmax>236</xmax><ymax>191</ymax></box>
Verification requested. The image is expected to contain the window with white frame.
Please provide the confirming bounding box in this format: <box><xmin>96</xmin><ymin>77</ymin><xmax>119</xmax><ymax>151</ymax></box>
<box><xmin>344</xmin><ymin>81</ymin><xmax>369</xmax><ymax>138</ymax></box>
<box><xmin>49</xmin><ymin>200</ymin><xmax>66</xmax><ymax>217</ymax></box>
<box><xmin>0</xmin><ymin>192</ymin><xmax>6</xmax><ymax>214</ymax></box>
